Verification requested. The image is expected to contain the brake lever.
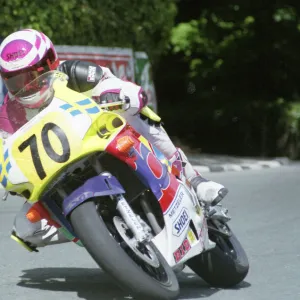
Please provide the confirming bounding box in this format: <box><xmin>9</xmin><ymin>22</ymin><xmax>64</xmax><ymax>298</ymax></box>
<box><xmin>98</xmin><ymin>100</ymin><xmax>124</xmax><ymax>108</ymax></box>
<box><xmin>98</xmin><ymin>97</ymin><xmax>130</xmax><ymax>109</ymax></box>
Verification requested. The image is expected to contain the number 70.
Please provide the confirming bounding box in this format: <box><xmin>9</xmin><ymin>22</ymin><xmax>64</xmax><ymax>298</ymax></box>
<box><xmin>18</xmin><ymin>122</ymin><xmax>71</xmax><ymax>180</ymax></box>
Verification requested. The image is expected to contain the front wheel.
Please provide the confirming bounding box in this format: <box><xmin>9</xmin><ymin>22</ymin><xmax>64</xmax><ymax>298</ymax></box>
<box><xmin>187</xmin><ymin>222</ymin><xmax>249</xmax><ymax>288</ymax></box>
<box><xmin>70</xmin><ymin>201</ymin><xmax>179</xmax><ymax>300</ymax></box>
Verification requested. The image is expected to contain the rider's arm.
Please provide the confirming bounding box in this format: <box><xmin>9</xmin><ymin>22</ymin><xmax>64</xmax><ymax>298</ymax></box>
<box><xmin>57</xmin><ymin>60</ymin><xmax>103</xmax><ymax>93</ymax></box>
<box><xmin>0</xmin><ymin>94</ymin><xmax>27</xmax><ymax>134</ymax></box>
<box><xmin>58</xmin><ymin>60</ymin><xmax>148</xmax><ymax>115</ymax></box>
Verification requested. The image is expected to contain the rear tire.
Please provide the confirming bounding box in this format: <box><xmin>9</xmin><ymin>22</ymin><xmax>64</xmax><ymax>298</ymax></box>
<box><xmin>187</xmin><ymin>224</ymin><xmax>249</xmax><ymax>288</ymax></box>
<box><xmin>70</xmin><ymin>201</ymin><xmax>179</xmax><ymax>300</ymax></box>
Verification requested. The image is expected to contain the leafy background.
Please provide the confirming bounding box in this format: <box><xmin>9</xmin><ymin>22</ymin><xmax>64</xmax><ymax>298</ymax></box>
<box><xmin>1</xmin><ymin>0</ymin><xmax>300</xmax><ymax>158</ymax></box>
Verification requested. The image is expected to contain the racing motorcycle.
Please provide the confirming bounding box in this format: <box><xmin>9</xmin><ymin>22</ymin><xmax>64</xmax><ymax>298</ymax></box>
<box><xmin>1</xmin><ymin>71</ymin><xmax>249</xmax><ymax>300</ymax></box>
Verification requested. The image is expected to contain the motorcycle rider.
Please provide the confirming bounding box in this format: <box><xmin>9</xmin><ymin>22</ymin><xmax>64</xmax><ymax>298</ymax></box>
<box><xmin>0</xmin><ymin>29</ymin><xmax>228</xmax><ymax>251</ymax></box>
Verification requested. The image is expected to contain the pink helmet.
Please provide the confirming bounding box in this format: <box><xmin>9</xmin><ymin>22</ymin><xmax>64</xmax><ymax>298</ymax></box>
<box><xmin>0</xmin><ymin>29</ymin><xmax>59</xmax><ymax>108</ymax></box>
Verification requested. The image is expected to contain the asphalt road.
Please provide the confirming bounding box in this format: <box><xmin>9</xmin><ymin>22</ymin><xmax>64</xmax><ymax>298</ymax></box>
<box><xmin>1</xmin><ymin>164</ymin><xmax>300</xmax><ymax>300</ymax></box>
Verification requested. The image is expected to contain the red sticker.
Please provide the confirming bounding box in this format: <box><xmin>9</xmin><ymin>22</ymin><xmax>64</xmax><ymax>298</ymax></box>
<box><xmin>173</xmin><ymin>238</ymin><xmax>191</xmax><ymax>263</ymax></box>
<box><xmin>147</xmin><ymin>152</ymin><xmax>163</xmax><ymax>178</ymax></box>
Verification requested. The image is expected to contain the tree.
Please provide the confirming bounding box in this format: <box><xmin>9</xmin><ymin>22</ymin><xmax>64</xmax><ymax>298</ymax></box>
<box><xmin>0</xmin><ymin>0</ymin><xmax>177</xmax><ymax>62</ymax></box>
<box><xmin>155</xmin><ymin>0</ymin><xmax>300</xmax><ymax>157</ymax></box>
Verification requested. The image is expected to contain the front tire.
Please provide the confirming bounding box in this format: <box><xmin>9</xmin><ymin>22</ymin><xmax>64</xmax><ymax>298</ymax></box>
<box><xmin>70</xmin><ymin>201</ymin><xmax>179</xmax><ymax>300</ymax></box>
<box><xmin>187</xmin><ymin>223</ymin><xmax>249</xmax><ymax>288</ymax></box>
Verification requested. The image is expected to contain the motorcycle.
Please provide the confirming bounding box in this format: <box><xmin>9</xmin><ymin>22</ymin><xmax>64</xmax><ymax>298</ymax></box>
<box><xmin>1</xmin><ymin>71</ymin><xmax>249</xmax><ymax>299</ymax></box>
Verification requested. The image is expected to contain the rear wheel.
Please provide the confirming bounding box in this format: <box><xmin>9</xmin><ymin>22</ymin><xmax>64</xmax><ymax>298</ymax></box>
<box><xmin>187</xmin><ymin>221</ymin><xmax>249</xmax><ymax>287</ymax></box>
<box><xmin>70</xmin><ymin>201</ymin><xmax>179</xmax><ymax>300</ymax></box>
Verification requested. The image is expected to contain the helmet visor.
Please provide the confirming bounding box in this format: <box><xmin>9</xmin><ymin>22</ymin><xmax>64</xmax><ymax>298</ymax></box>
<box><xmin>11</xmin><ymin>71</ymin><xmax>61</xmax><ymax>105</ymax></box>
<box><xmin>1</xmin><ymin>50</ymin><xmax>58</xmax><ymax>96</ymax></box>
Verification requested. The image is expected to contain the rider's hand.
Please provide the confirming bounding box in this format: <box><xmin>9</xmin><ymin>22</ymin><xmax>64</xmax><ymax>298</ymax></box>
<box><xmin>100</xmin><ymin>90</ymin><xmax>130</xmax><ymax>112</ymax></box>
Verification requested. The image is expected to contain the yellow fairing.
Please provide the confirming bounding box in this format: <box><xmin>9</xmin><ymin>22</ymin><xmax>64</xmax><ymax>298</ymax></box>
<box><xmin>3</xmin><ymin>75</ymin><xmax>126</xmax><ymax>202</ymax></box>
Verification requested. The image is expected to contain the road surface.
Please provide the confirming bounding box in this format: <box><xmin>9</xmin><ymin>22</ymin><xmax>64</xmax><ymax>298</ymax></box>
<box><xmin>0</xmin><ymin>165</ymin><xmax>299</xmax><ymax>300</ymax></box>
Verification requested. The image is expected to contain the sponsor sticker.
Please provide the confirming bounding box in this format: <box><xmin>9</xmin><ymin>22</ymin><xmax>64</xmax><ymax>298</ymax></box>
<box><xmin>187</xmin><ymin>229</ymin><xmax>197</xmax><ymax>245</ymax></box>
<box><xmin>7</xmin><ymin>49</ymin><xmax>26</xmax><ymax>61</ymax></box>
<box><xmin>172</xmin><ymin>207</ymin><xmax>190</xmax><ymax>237</ymax></box>
<box><xmin>87</xmin><ymin>66</ymin><xmax>96</xmax><ymax>82</ymax></box>
<box><xmin>173</xmin><ymin>238</ymin><xmax>191</xmax><ymax>263</ymax></box>
<box><xmin>196</xmin><ymin>205</ymin><xmax>202</xmax><ymax>216</ymax></box>
<box><xmin>166</xmin><ymin>186</ymin><xmax>185</xmax><ymax>218</ymax></box>
<box><xmin>198</xmin><ymin>219</ymin><xmax>208</xmax><ymax>247</ymax></box>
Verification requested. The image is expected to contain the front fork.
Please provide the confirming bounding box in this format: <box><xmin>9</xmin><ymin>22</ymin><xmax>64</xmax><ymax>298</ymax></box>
<box><xmin>114</xmin><ymin>194</ymin><xmax>151</xmax><ymax>242</ymax></box>
<box><xmin>91</xmin><ymin>158</ymin><xmax>151</xmax><ymax>243</ymax></box>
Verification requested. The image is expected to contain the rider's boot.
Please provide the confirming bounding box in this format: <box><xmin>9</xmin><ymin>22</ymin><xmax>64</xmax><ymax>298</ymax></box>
<box><xmin>169</xmin><ymin>148</ymin><xmax>228</xmax><ymax>206</ymax></box>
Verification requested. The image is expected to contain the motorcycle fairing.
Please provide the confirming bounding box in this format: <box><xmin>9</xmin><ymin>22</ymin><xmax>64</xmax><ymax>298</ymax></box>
<box><xmin>106</xmin><ymin>126</ymin><xmax>211</xmax><ymax>266</ymax></box>
<box><xmin>1</xmin><ymin>72</ymin><xmax>211</xmax><ymax>266</ymax></box>
<box><xmin>0</xmin><ymin>77</ymin><xmax>126</xmax><ymax>201</ymax></box>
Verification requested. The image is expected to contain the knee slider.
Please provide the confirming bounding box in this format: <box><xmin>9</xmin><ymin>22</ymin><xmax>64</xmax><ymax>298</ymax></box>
<box><xmin>11</xmin><ymin>230</ymin><xmax>39</xmax><ymax>252</ymax></box>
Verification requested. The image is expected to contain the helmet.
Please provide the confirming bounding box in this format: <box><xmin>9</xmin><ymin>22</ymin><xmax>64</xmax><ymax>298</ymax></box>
<box><xmin>0</xmin><ymin>29</ymin><xmax>59</xmax><ymax>108</ymax></box>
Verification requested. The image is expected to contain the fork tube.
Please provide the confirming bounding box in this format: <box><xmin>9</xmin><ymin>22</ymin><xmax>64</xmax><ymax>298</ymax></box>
<box><xmin>115</xmin><ymin>194</ymin><xmax>147</xmax><ymax>242</ymax></box>
<box><xmin>89</xmin><ymin>155</ymin><xmax>103</xmax><ymax>173</ymax></box>
<box><xmin>140</xmin><ymin>196</ymin><xmax>162</xmax><ymax>235</ymax></box>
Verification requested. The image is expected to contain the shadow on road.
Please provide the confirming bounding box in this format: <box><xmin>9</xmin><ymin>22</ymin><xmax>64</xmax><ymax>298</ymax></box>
<box><xmin>17</xmin><ymin>267</ymin><xmax>251</xmax><ymax>300</ymax></box>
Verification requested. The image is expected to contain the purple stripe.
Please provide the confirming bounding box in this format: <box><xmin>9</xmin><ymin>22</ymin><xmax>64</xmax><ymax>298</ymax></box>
<box><xmin>35</xmin><ymin>35</ymin><xmax>41</xmax><ymax>49</ymax></box>
<box><xmin>138</xmin><ymin>87</ymin><xmax>148</xmax><ymax>111</ymax></box>
<box><xmin>100</xmin><ymin>88</ymin><xmax>121</xmax><ymax>96</ymax></box>
<box><xmin>1</xmin><ymin>39</ymin><xmax>32</xmax><ymax>61</ymax></box>
<box><xmin>41</xmin><ymin>33</ymin><xmax>47</xmax><ymax>42</ymax></box>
